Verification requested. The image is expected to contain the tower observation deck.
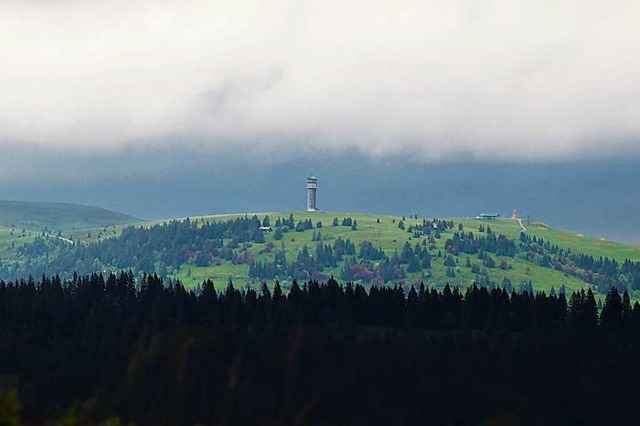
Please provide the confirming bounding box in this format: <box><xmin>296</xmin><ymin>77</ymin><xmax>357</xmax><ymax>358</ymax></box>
<box><xmin>306</xmin><ymin>175</ymin><xmax>318</xmax><ymax>212</ymax></box>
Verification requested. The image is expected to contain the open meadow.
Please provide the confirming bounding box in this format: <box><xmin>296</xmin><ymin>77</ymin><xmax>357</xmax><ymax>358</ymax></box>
<box><xmin>1</xmin><ymin>204</ymin><xmax>639</xmax><ymax>301</ymax></box>
<box><xmin>60</xmin><ymin>211</ymin><xmax>640</xmax><ymax>297</ymax></box>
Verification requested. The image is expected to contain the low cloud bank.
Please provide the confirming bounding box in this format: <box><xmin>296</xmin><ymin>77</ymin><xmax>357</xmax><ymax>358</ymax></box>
<box><xmin>1</xmin><ymin>0</ymin><xmax>639</xmax><ymax>160</ymax></box>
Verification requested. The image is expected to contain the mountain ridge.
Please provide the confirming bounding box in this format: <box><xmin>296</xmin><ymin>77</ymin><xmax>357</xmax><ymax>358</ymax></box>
<box><xmin>1</xmin><ymin>207</ymin><xmax>638</xmax><ymax>298</ymax></box>
<box><xmin>14</xmin><ymin>210</ymin><xmax>633</xmax><ymax>297</ymax></box>
<box><xmin>0</xmin><ymin>199</ymin><xmax>140</xmax><ymax>231</ymax></box>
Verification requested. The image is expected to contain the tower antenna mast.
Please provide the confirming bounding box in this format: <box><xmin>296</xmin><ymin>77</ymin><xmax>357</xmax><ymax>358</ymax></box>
<box><xmin>306</xmin><ymin>174</ymin><xmax>318</xmax><ymax>212</ymax></box>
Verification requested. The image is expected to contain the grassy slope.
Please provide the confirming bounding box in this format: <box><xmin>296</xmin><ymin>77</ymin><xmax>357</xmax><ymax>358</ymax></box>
<box><xmin>65</xmin><ymin>212</ymin><xmax>639</xmax><ymax>295</ymax></box>
<box><xmin>526</xmin><ymin>222</ymin><xmax>640</xmax><ymax>261</ymax></box>
<box><xmin>0</xmin><ymin>200</ymin><xmax>140</xmax><ymax>260</ymax></box>
<box><xmin>3</xmin><ymin>209</ymin><xmax>639</xmax><ymax>297</ymax></box>
<box><xmin>454</xmin><ymin>218</ymin><xmax>640</xmax><ymax>262</ymax></box>
<box><xmin>0</xmin><ymin>200</ymin><xmax>139</xmax><ymax>231</ymax></box>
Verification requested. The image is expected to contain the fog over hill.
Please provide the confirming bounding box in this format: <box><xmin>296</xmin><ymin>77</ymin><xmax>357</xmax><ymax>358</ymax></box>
<box><xmin>1</xmin><ymin>147</ymin><xmax>638</xmax><ymax>244</ymax></box>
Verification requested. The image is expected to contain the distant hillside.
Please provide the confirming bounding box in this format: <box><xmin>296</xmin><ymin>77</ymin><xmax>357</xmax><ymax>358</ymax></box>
<box><xmin>0</xmin><ymin>200</ymin><xmax>139</xmax><ymax>231</ymax></box>
<box><xmin>3</xmin><ymin>211</ymin><xmax>640</xmax><ymax>300</ymax></box>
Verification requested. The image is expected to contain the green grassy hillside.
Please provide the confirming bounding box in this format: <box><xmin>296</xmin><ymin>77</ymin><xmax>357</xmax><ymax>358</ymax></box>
<box><xmin>2</xmin><ymin>210</ymin><xmax>639</xmax><ymax>300</ymax></box>
<box><xmin>0</xmin><ymin>200</ymin><xmax>139</xmax><ymax>231</ymax></box>
<box><xmin>455</xmin><ymin>217</ymin><xmax>640</xmax><ymax>262</ymax></box>
<box><xmin>0</xmin><ymin>200</ymin><xmax>139</xmax><ymax>259</ymax></box>
<box><xmin>57</xmin><ymin>211</ymin><xmax>639</xmax><ymax>296</ymax></box>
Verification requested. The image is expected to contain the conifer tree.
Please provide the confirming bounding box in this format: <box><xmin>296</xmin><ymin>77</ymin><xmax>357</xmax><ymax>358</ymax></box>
<box><xmin>601</xmin><ymin>287</ymin><xmax>622</xmax><ymax>329</ymax></box>
<box><xmin>622</xmin><ymin>289</ymin><xmax>632</xmax><ymax>328</ymax></box>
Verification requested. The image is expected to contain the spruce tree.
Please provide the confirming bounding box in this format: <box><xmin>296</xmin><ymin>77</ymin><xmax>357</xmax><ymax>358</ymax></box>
<box><xmin>622</xmin><ymin>290</ymin><xmax>633</xmax><ymax>328</ymax></box>
<box><xmin>601</xmin><ymin>287</ymin><xmax>622</xmax><ymax>329</ymax></box>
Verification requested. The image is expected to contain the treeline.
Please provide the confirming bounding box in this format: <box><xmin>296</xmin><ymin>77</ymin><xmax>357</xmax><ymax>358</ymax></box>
<box><xmin>2</xmin><ymin>273</ymin><xmax>640</xmax><ymax>424</ymax></box>
<box><xmin>5</xmin><ymin>214</ymin><xmax>357</xmax><ymax>282</ymax></box>
<box><xmin>6</xmin><ymin>215</ymin><xmax>300</xmax><ymax>280</ymax></box>
<box><xmin>249</xmin><ymin>236</ymin><xmax>431</xmax><ymax>284</ymax></box>
<box><xmin>441</xmin><ymin>227</ymin><xmax>640</xmax><ymax>293</ymax></box>
<box><xmin>515</xmin><ymin>232</ymin><xmax>640</xmax><ymax>292</ymax></box>
<box><xmin>6</xmin><ymin>214</ymin><xmax>640</xmax><ymax>296</ymax></box>
<box><xmin>248</xmin><ymin>236</ymin><xmax>358</xmax><ymax>282</ymax></box>
<box><xmin>249</xmin><ymin>219</ymin><xmax>448</xmax><ymax>284</ymax></box>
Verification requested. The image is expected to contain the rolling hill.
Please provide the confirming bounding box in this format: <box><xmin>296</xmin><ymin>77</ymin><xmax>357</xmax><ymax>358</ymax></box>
<box><xmin>2</xmin><ymin>210</ymin><xmax>638</xmax><ymax>301</ymax></box>
<box><xmin>0</xmin><ymin>200</ymin><xmax>140</xmax><ymax>259</ymax></box>
<box><xmin>0</xmin><ymin>200</ymin><xmax>139</xmax><ymax>231</ymax></box>
<box><xmin>167</xmin><ymin>212</ymin><xmax>640</xmax><ymax>295</ymax></box>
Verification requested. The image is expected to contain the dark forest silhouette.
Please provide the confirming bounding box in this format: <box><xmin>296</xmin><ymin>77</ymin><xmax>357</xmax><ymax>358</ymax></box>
<box><xmin>1</xmin><ymin>273</ymin><xmax>640</xmax><ymax>424</ymax></box>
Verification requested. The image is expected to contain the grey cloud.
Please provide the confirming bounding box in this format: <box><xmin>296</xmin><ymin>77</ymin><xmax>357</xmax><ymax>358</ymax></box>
<box><xmin>0</xmin><ymin>0</ymin><xmax>639</xmax><ymax>163</ymax></box>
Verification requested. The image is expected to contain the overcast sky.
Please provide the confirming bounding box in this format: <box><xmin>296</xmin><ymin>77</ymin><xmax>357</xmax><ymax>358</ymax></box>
<box><xmin>1</xmin><ymin>0</ymin><xmax>639</xmax><ymax>166</ymax></box>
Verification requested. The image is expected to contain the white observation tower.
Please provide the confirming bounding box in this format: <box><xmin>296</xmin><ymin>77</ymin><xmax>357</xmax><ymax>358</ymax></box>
<box><xmin>306</xmin><ymin>175</ymin><xmax>318</xmax><ymax>212</ymax></box>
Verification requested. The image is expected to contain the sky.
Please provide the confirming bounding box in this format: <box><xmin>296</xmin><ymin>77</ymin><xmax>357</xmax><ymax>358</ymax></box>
<box><xmin>1</xmin><ymin>0</ymin><xmax>639</xmax><ymax>167</ymax></box>
<box><xmin>0</xmin><ymin>0</ymin><xmax>638</xmax><ymax>242</ymax></box>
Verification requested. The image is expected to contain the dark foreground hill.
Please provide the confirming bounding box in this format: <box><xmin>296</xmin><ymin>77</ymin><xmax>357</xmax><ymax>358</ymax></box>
<box><xmin>1</xmin><ymin>273</ymin><xmax>640</xmax><ymax>425</ymax></box>
<box><xmin>0</xmin><ymin>200</ymin><xmax>139</xmax><ymax>231</ymax></box>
